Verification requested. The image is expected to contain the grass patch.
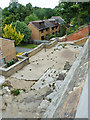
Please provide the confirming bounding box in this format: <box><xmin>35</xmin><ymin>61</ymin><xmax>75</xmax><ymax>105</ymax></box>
<box><xmin>11</xmin><ymin>89</ymin><xmax>26</xmax><ymax>96</ymax></box>
<box><xmin>18</xmin><ymin>44</ymin><xmax>38</xmax><ymax>49</ymax></box>
<box><xmin>11</xmin><ymin>89</ymin><xmax>20</xmax><ymax>96</ymax></box>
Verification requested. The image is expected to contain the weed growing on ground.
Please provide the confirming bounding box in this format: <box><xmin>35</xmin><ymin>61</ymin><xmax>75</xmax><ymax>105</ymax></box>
<box><xmin>48</xmin><ymin>74</ymin><xmax>50</xmax><ymax>77</ymax></box>
<box><xmin>11</xmin><ymin>89</ymin><xmax>20</xmax><ymax>96</ymax></box>
<box><xmin>42</xmin><ymin>83</ymin><xmax>44</xmax><ymax>85</ymax></box>
<box><xmin>49</xmin><ymin>84</ymin><xmax>51</xmax><ymax>87</ymax></box>
<box><xmin>48</xmin><ymin>98</ymin><xmax>52</xmax><ymax>102</ymax></box>
<box><xmin>54</xmin><ymin>71</ymin><xmax>56</xmax><ymax>73</ymax></box>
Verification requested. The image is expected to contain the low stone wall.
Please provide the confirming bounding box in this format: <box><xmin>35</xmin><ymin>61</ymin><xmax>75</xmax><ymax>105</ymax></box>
<box><xmin>0</xmin><ymin>56</ymin><xmax>29</xmax><ymax>77</ymax></box>
<box><xmin>74</xmin><ymin>36</ymin><xmax>88</xmax><ymax>45</ymax></box>
<box><xmin>22</xmin><ymin>40</ymin><xmax>58</xmax><ymax>58</ymax></box>
<box><xmin>24</xmin><ymin>43</ymin><xmax>45</xmax><ymax>58</ymax></box>
<box><xmin>46</xmin><ymin>40</ymin><xmax>58</xmax><ymax>49</ymax></box>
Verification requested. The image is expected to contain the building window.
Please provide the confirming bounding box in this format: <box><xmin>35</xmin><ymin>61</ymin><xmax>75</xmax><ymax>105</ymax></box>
<box><xmin>41</xmin><ymin>36</ymin><xmax>44</xmax><ymax>40</ymax></box>
<box><xmin>0</xmin><ymin>58</ymin><xmax>5</xmax><ymax>67</ymax></box>
<box><xmin>56</xmin><ymin>26</ymin><xmax>58</xmax><ymax>29</ymax></box>
<box><xmin>46</xmin><ymin>28</ymin><xmax>49</xmax><ymax>31</ymax></box>
<box><xmin>52</xmin><ymin>27</ymin><xmax>54</xmax><ymax>30</ymax></box>
<box><xmin>41</xmin><ymin>30</ymin><xmax>44</xmax><ymax>33</ymax></box>
<box><xmin>45</xmin><ymin>34</ymin><xmax>49</xmax><ymax>40</ymax></box>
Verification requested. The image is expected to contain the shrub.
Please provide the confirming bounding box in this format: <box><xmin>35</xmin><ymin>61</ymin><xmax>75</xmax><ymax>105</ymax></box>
<box><xmin>3</xmin><ymin>24</ymin><xmax>24</xmax><ymax>45</ymax></box>
<box><xmin>12</xmin><ymin>21</ymin><xmax>31</xmax><ymax>43</ymax></box>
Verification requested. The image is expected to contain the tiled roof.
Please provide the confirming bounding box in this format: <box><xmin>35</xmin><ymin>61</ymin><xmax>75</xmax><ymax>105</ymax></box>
<box><xmin>31</xmin><ymin>21</ymin><xmax>49</xmax><ymax>30</ymax></box>
<box><xmin>44</xmin><ymin>20</ymin><xmax>58</xmax><ymax>28</ymax></box>
<box><xmin>30</xmin><ymin>19</ymin><xmax>59</xmax><ymax>30</ymax></box>
<box><xmin>51</xmin><ymin>16</ymin><xmax>64</xmax><ymax>24</ymax></box>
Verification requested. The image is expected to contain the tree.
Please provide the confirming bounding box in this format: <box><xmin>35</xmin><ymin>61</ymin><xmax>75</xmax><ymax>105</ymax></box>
<box><xmin>34</xmin><ymin>8</ymin><xmax>46</xmax><ymax>20</ymax></box>
<box><xmin>44</xmin><ymin>8</ymin><xmax>56</xmax><ymax>19</ymax></box>
<box><xmin>25</xmin><ymin>13</ymin><xmax>39</xmax><ymax>24</ymax></box>
<box><xmin>26</xmin><ymin>3</ymin><xmax>33</xmax><ymax>15</ymax></box>
<box><xmin>12</xmin><ymin>21</ymin><xmax>31</xmax><ymax>43</ymax></box>
<box><xmin>43</xmin><ymin>16</ymin><xmax>47</xmax><ymax>20</ymax></box>
<box><xmin>2</xmin><ymin>14</ymin><xmax>16</xmax><ymax>27</ymax></box>
<box><xmin>3</xmin><ymin>24</ymin><xmax>24</xmax><ymax>45</ymax></box>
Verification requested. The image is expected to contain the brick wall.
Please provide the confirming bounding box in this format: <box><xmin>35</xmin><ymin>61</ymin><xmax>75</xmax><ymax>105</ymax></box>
<box><xmin>0</xmin><ymin>38</ymin><xmax>16</xmax><ymax>63</ymax></box>
<box><xmin>66</xmin><ymin>26</ymin><xmax>89</xmax><ymax>41</ymax></box>
<box><xmin>28</xmin><ymin>23</ymin><xmax>40</xmax><ymax>40</ymax></box>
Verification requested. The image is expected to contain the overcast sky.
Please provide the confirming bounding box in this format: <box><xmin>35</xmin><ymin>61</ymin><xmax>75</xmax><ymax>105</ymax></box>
<box><xmin>0</xmin><ymin>0</ymin><xmax>59</xmax><ymax>9</ymax></box>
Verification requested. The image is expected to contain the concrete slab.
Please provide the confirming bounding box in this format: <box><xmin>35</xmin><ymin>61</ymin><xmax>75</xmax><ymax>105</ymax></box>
<box><xmin>11</xmin><ymin>44</ymin><xmax>80</xmax><ymax>81</ymax></box>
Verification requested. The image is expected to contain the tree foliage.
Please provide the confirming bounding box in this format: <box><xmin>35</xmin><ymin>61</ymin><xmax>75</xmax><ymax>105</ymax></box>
<box><xmin>2</xmin><ymin>2</ymin><xmax>33</xmax><ymax>26</ymax></box>
<box><xmin>55</xmin><ymin>2</ymin><xmax>90</xmax><ymax>25</ymax></box>
<box><xmin>3</xmin><ymin>24</ymin><xmax>24</xmax><ymax>45</ymax></box>
<box><xmin>25</xmin><ymin>13</ymin><xmax>39</xmax><ymax>24</ymax></box>
<box><xmin>12</xmin><ymin>21</ymin><xmax>31</xmax><ymax>43</ymax></box>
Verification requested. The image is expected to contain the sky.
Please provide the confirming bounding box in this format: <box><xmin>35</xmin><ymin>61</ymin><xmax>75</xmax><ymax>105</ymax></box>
<box><xmin>0</xmin><ymin>0</ymin><xmax>59</xmax><ymax>9</ymax></box>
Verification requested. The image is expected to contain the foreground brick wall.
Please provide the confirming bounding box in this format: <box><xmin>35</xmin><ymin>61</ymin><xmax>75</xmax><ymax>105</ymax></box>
<box><xmin>66</xmin><ymin>26</ymin><xmax>89</xmax><ymax>41</ymax></box>
<box><xmin>0</xmin><ymin>38</ymin><xmax>16</xmax><ymax>63</ymax></box>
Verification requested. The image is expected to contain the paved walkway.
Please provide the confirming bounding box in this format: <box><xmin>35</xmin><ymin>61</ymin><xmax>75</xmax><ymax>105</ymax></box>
<box><xmin>15</xmin><ymin>47</ymin><xmax>32</xmax><ymax>53</ymax></box>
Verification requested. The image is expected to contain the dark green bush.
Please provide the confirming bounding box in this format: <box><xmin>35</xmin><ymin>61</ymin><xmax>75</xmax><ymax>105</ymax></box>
<box><xmin>7</xmin><ymin>60</ymin><xmax>15</xmax><ymax>67</ymax></box>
